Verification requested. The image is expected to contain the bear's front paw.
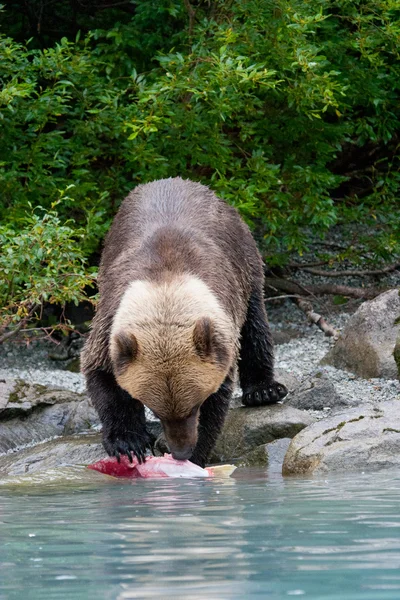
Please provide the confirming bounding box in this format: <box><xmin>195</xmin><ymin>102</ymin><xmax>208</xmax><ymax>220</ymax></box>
<box><xmin>242</xmin><ymin>381</ymin><xmax>288</xmax><ymax>407</ymax></box>
<box><xmin>102</xmin><ymin>427</ymin><xmax>153</xmax><ymax>464</ymax></box>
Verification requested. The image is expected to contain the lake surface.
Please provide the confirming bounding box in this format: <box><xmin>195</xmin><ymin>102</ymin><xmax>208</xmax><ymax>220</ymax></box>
<box><xmin>1</xmin><ymin>468</ymin><xmax>400</xmax><ymax>600</ymax></box>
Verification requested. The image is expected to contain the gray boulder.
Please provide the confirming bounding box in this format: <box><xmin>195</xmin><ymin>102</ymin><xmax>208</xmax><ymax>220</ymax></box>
<box><xmin>210</xmin><ymin>404</ymin><xmax>314</xmax><ymax>463</ymax></box>
<box><xmin>283</xmin><ymin>399</ymin><xmax>400</xmax><ymax>475</ymax></box>
<box><xmin>274</xmin><ymin>368</ymin><xmax>301</xmax><ymax>393</ymax></box>
<box><xmin>0</xmin><ymin>421</ymin><xmax>162</xmax><ymax>478</ymax></box>
<box><xmin>285</xmin><ymin>377</ymin><xmax>344</xmax><ymax>411</ymax></box>
<box><xmin>272</xmin><ymin>328</ymin><xmax>302</xmax><ymax>346</ymax></box>
<box><xmin>321</xmin><ymin>289</ymin><xmax>400</xmax><ymax>379</ymax></box>
<box><xmin>0</xmin><ymin>378</ymin><xmax>99</xmax><ymax>453</ymax></box>
<box><xmin>0</xmin><ymin>432</ymin><xmax>105</xmax><ymax>476</ymax></box>
<box><xmin>154</xmin><ymin>403</ymin><xmax>313</xmax><ymax>463</ymax></box>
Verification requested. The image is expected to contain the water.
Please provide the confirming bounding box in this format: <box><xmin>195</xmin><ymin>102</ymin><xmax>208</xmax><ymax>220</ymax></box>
<box><xmin>1</xmin><ymin>469</ymin><xmax>400</xmax><ymax>600</ymax></box>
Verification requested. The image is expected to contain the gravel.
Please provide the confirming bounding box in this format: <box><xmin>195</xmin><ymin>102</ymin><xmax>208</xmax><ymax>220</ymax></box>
<box><xmin>0</xmin><ymin>293</ymin><xmax>399</xmax><ymax>408</ymax></box>
<box><xmin>270</xmin><ymin>301</ymin><xmax>400</xmax><ymax>414</ymax></box>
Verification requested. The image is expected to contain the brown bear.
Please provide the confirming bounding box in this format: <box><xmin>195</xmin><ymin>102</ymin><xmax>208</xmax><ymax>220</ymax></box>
<box><xmin>81</xmin><ymin>177</ymin><xmax>287</xmax><ymax>467</ymax></box>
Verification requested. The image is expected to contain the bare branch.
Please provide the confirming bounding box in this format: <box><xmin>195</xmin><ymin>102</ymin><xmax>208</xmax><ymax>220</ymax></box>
<box><xmin>301</xmin><ymin>263</ymin><xmax>400</xmax><ymax>278</ymax></box>
<box><xmin>293</xmin><ymin>298</ymin><xmax>339</xmax><ymax>339</ymax></box>
<box><xmin>264</xmin><ymin>277</ymin><xmax>381</xmax><ymax>299</ymax></box>
<box><xmin>288</xmin><ymin>260</ymin><xmax>331</xmax><ymax>269</ymax></box>
<box><xmin>265</xmin><ymin>294</ymin><xmax>303</xmax><ymax>302</ymax></box>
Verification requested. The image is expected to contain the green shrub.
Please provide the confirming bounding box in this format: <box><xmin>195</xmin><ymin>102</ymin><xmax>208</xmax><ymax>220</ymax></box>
<box><xmin>0</xmin><ymin>189</ymin><xmax>97</xmax><ymax>337</ymax></box>
<box><xmin>0</xmin><ymin>0</ymin><xmax>399</xmax><ymax>335</ymax></box>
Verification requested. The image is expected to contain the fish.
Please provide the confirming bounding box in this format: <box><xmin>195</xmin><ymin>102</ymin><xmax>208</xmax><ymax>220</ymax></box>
<box><xmin>87</xmin><ymin>454</ymin><xmax>236</xmax><ymax>479</ymax></box>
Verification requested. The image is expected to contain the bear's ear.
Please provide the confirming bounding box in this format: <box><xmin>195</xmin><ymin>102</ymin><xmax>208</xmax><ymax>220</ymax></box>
<box><xmin>113</xmin><ymin>331</ymin><xmax>138</xmax><ymax>374</ymax></box>
<box><xmin>193</xmin><ymin>317</ymin><xmax>229</xmax><ymax>366</ymax></box>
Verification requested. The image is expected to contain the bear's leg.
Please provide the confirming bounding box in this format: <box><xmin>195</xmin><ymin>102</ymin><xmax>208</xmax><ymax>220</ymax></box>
<box><xmin>190</xmin><ymin>374</ymin><xmax>233</xmax><ymax>468</ymax></box>
<box><xmin>86</xmin><ymin>369</ymin><xmax>153</xmax><ymax>463</ymax></box>
<box><xmin>239</xmin><ymin>287</ymin><xmax>287</xmax><ymax>406</ymax></box>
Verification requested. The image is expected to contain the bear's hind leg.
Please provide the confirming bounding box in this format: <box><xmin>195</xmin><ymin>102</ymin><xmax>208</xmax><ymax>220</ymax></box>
<box><xmin>239</xmin><ymin>288</ymin><xmax>287</xmax><ymax>407</ymax></box>
<box><xmin>86</xmin><ymin>369</ymin><xmax>153</xmax><ymax>463</ymax></box>
<box><xmin>190</xmin><ymin>374</ymin><xmax>233</xmax><ymax>468</ymax></box>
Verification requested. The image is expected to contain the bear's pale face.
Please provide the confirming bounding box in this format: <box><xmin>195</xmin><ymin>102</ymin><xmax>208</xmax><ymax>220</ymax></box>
<box><xmin>110</xmin><ymin>318</ymin><xmax>233</xmax><ymax>459</ymax></box>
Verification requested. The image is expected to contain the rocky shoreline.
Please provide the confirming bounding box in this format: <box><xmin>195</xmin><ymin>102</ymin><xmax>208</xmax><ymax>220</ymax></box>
<box><xmin>0</xmin><ymin>288</ymin><xmax>399</xmax><ymax>482</ymax></box>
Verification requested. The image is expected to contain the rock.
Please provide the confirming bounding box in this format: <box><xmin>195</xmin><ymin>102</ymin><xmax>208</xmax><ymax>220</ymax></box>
<box><xmin>285</xmin><ymin>375</ymin><xmax>346</xmax><ymax>411</ymax></box>
<box><xmin>282</xmin><ymin>399</ymin><xmax>400</xmax><ymax>475</ymax></box>
<box><xmin>0</xmin><ymin>465</ymin><xmax>110</xmax><ymax>489</ymax></box>
<box><xmin>154</xmin><ymin>433</ymin><xmax>169</xmax><ymax>456</ymax></box>
<box><xmin>0</xmin><ymin>432</ymin><xmax>105</xmax><ymax>476</ymax></box>
<box><xmin>272</xmin><ymin>328</ymin><xmax>302</xmax><ymax>345</ymax></box>
<box><xmin>210</xmin><ymin>404</ymin><xmax>314</xmax><ymax>463</ymax></box>
<box><xmin>0</xmin><ymin>378</ymin><xmax>81</xmax><ymax>418</ymax></box>
<box><xmin>321</xmin><ymin>289</ymin><xmax>400</xmax><ymax>379</ymax></box>
<box><xmin>0</xmin><ymin>378</ymin><xmax>99</xmax><ymax>453</ymax></box>
<box><xmin>274</xmin><ymin>368</ymin><xmax>301</xmax><ymax>393</ymax></box>
<box><xmin>64</xmin><ymin>357</ymin><xmax>81</xmax><ymax>373</ymax></box>
<box><xmin>0</xmin><ymin>421</ymin><xmax>162</xmax><ymax>478</ymax></box>
<box><xmin>238</xmin><ymin>438</ymin><xmax>291</xmax><ymax>473</ymax></box>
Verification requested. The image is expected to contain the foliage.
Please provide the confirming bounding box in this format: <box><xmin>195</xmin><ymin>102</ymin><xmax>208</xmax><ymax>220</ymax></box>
<box><xmin>0</xmin><ymin>189</ymin><xmax>96</xmax><ymax>336</ymax></box>
<box><xmin>0</xmin><ymin>0</ymin><xmax>399</xmax><ymax>334</ymax></box>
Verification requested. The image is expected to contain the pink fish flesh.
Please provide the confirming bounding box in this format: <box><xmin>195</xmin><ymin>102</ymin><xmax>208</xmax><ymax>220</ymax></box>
<box><xmin>88</xmin><ymin>454</ymin><xmax>214</xmax><ymax>479</ymax></box>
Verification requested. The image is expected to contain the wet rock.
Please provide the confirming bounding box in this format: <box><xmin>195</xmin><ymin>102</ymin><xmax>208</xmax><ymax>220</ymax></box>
<box><xmin>0</xmin><ymin>432</ymin><xmax>105</xmax><ymax>476</ymax></box>
<box><xmin>282</xmin><ymin>400</ymin><xmax>400</xmax><ymax>475</ymax></box>
<box><xmin>210</xmin><ymin>404</ymin><xmax>314</xmax><ymax>463</ymax></box>
<box><xmin>0</xmin><ymin>421</ymin><xmax>162</xmax><ymax>477</ymax></box>
<box><xmin>0</xmin><ymin>378</ymin><xmax>99</xmax><ymax>453</ymax></box>
<box><xmin>238</xmin><ymin>438</ymin><xmax>291</xmax><ymax>473</ymax></box>
<box><xmin>321</xmin><ymin>289</ymin><xmax>400</xmax><ymax>379</ymax></box>
<box><xmin>0</xmin><ymin>465</ymin><xmax>111</xmax><ymax>489</ymax></box>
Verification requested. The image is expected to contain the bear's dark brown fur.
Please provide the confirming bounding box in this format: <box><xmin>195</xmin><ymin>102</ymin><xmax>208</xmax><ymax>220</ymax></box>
<box><xmin>82</xmin><ymin>177</ymin><xmax>286</xmax><ymax>466</ymax></box>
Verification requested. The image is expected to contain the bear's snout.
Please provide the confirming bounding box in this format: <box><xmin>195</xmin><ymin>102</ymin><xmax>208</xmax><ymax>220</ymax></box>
<box><xmin>162</xmin><ymin>411</ymin><xmax>199</xmax><ymax>462</ymax></box>
<box><xmin>170</xmin><ymin>446</ymin><xmax>193</xmax><ymax>461</ymax></box>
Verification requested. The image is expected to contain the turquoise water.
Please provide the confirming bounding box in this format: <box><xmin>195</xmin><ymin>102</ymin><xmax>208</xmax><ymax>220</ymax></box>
<box><xmin>1</xmin><ymin>469</ymin><xmax>400</xmax><ymax>600</ymax></box>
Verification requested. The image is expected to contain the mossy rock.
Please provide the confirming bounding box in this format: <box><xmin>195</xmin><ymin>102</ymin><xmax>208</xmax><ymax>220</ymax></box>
<box><xmin>210</xmin><ymin>404</ymin><xmax>314</xmax><ymax>463</ymax></box>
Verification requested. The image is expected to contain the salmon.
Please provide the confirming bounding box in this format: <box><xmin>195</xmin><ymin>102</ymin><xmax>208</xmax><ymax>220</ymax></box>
<box><xmin>88</xmin><ymin>454</ymin><xmax>235</xmax><ymax>479</ymax></box>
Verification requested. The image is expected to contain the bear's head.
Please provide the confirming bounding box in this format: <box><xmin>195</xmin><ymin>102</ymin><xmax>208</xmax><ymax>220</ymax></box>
<box><xmin>110</xmin><ymin>277</ymin><xmax>236</xmax><ymax>460</ymax></box>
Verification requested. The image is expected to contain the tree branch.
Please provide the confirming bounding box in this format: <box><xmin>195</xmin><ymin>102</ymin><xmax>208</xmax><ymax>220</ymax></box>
<box><xmin>0</xmin><ymin>304</ymin><xmax>40</xmax><ymax>345</ymax></box>
<box><xmin>293</xmin><ymin>298</ymin><xmax>339</xmax><ymax>338</ymax></box>
<box><xmin>301</xmin><ymin>263</ymin><xmax>400</xmax><ymax>278</ymax></box>
<box><xmin>264</xmin><ymin>277</ymin><xmax>381</xmax><ymax>300</ymax></box>
<box><xmin>288</xmin><ymin>260</ymin><xmax>331</xmax><ymax>269</ymax></box>
<box><xmin>183</xmin><ymin>0</ymin><xmax>196</xmax><ymax>38</ymax></box>
<box><xmin>265</xmin><ymin>294</ymin><xmax>303</xmax><ymax>302</ymax></box>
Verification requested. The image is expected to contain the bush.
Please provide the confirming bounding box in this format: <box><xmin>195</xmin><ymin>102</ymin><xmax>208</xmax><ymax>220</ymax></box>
<box><xmin>0</xmin><ymin>0</ymin><xmax>399</xmax><ymax>335</ymax></box>
<box><xmin>0</xmin><ymin>189</ymin><xmax>96</xmax><ymax>340</ymax></box>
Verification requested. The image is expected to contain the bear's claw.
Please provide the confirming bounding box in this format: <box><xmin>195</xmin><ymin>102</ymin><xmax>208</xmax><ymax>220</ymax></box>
<box><xmin>242</xmin><ymin>381</ymin><xmax>287</xmax><ymax>407</ymax></box>
<box><xmin>102</xmin><ymin>429</ymin><xmax>153</xmax><ymax>464</ymax></box>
